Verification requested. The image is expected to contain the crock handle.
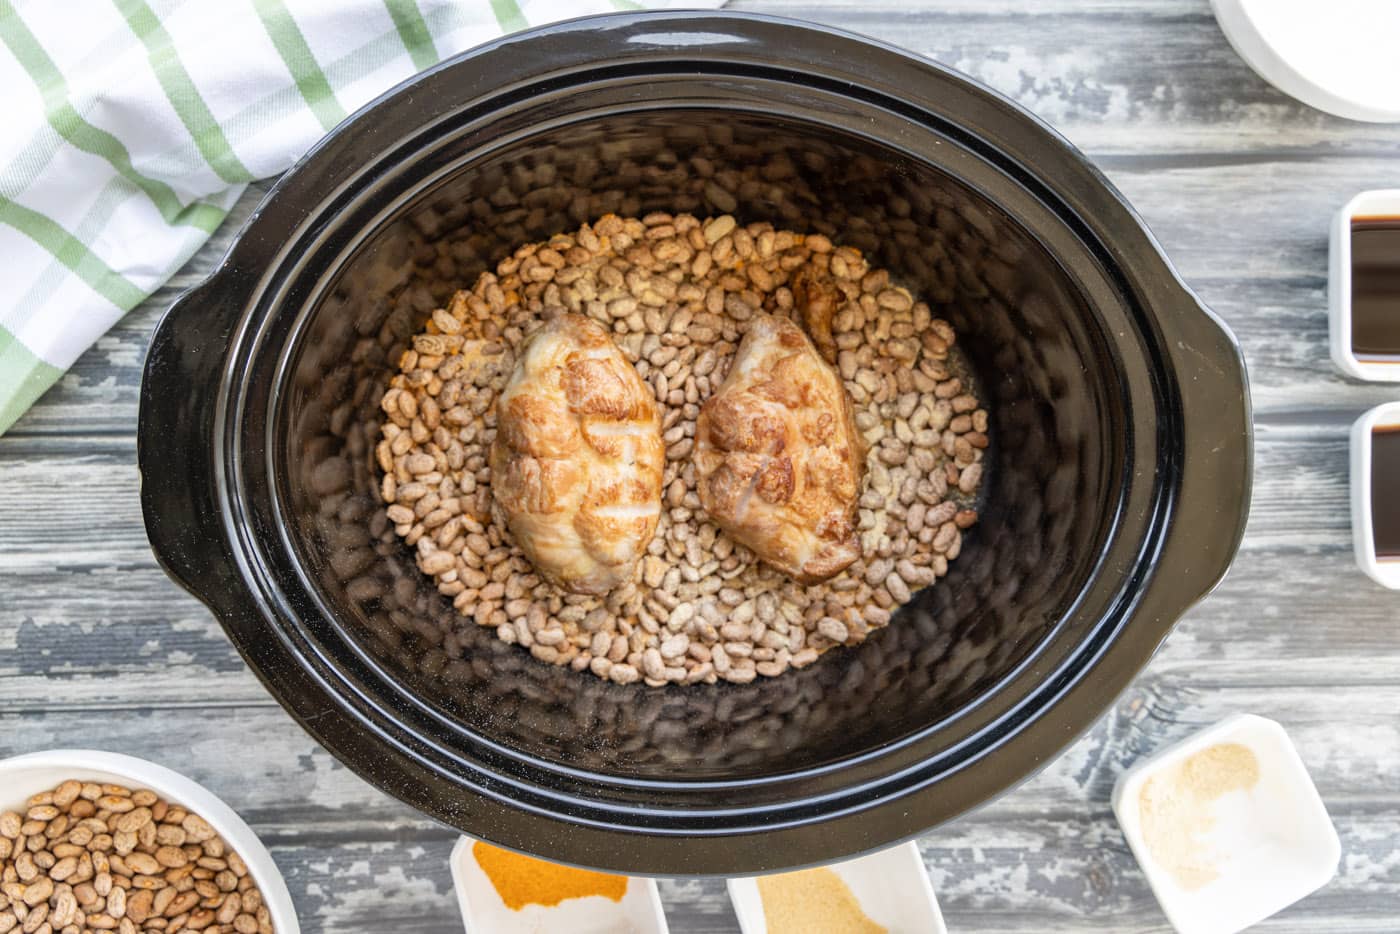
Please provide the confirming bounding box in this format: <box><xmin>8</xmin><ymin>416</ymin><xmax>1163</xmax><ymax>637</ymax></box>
<box><xmin>138</xmin><ymin>273</ymin><xmax>243</xmax><ymax>607</ymax></box>
<box><xmin>1157</xmin><ymin>294</ymin><xmax>1254</xmax><ymax>607</ymax></box>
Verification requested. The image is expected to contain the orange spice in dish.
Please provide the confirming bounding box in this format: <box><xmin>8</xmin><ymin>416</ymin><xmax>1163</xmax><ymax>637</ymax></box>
<box><xmin>472</xmin><ymin>840</ymin><xmax>628</xmax><ymax>910</ymax></box>
<box><xmin>757</xmin><ymin>867</ymin><xmax>887</xmax><ymax>934</ymax></box>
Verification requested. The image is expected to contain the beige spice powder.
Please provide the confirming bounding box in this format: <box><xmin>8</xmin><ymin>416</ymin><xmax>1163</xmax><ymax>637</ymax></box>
<box><xmin>1138</xmin><ymin>741</ymin><xmax>1261</xmax><ymax>890</ymax></box>
<box><xmin>757</xmin><ymin>867</ymin><xmax>886</xmax><ymax>934</ymax></box>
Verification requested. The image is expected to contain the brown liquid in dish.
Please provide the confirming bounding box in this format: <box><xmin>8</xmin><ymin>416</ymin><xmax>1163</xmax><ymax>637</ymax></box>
<box><xmin>1351</xmin><ymin>216</ymin><xmax>1400</xmax><ymax>360</ymax></box>
<box><xmin>1374</xmin><ymin>426</ymin><xmax>1400</xmax><ymax>560</ymax></box>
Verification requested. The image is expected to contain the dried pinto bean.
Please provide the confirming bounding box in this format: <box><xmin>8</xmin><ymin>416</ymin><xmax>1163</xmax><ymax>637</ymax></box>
<box><xmin>377</xmin><ymin>213</ymin><xmax>988</xmax><ymax>685</ymax></box>
<box><xmin>0</xmin><ymin>783</ymin><xmax>275</xmax><ymax>934</ymax></box>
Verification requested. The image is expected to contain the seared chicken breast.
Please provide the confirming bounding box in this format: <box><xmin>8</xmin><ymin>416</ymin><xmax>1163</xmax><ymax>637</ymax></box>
<box><xmin>490</xmin><ymin>314</ymin><xmax>664</xmax><ymax>594</ymax></box>
<box><xmin>694</xmin><ymin>314</ymin><xmax>864</xmax><ymax>583</ymax></box>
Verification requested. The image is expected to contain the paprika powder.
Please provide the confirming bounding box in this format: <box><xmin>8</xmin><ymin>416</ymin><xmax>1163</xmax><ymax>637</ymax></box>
<box><xmin>472</xmin><ymin>840</ymin><xmax>629</xmax><ymax>910</ymax></box>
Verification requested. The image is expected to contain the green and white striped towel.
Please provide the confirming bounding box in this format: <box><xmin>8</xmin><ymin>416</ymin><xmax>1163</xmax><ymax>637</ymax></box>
<box><xmin>0</xmin><ymin>0</ymin><xmax>719</xmax><ymax>434</ymax></box>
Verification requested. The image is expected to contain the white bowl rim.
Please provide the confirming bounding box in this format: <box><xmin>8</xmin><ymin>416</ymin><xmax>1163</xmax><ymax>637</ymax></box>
<box><xmin>0</xmin><ymin>749</ymin><xmax>300</xmax><ymax>934</ymax></box>
<box><xmin>1210</xmin><ymin>0</ymin><xmax>1400</xmax><ymax>122</ymax></box>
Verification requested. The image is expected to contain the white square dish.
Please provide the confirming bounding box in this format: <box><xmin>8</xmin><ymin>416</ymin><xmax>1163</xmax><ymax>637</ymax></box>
<box><xmin>726</xmin><ymin>841</ymin><xmax>946</xmax><ymax>934</ymax></box>
<box><xmin>1329</xmin><ymin>189</ymin><xmax>1400</xmax><ymax>381</ymax></box>
<box><xmin>1351</xmin><ymin>401</ymin><xmax>1400</xmax><ymax>589</ymax></box>
<box><xmin>449</xmin><ymin>836</ymin><xmax>668</xmax><ymax>934</ymax></box>
<box><xmin>1112</xmin><ymin>714</ymin><xmax>1340</xmax><ymax>934</ymax></box>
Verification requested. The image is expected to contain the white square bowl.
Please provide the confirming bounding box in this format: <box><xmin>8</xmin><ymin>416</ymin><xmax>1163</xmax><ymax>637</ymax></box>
<box><xmin>1351</xmin><ymin>401</ymin><xmax>1400</xmax><ymax>589</ymax></box>
<box><xmin>1112</xmin><ymin>714</ymin><xmax>1340</xmax><ymax>934</ymax></box>
<box><xmin>449</xmin><ymin>836</ymin><xmax>668</xmax><ymax>934</ymax></box>
<box><xmin>726</xmin><ymin>841</ymin><xmax>946</xmax><ymax>934</ymax></box>
<box><xmin>1329</xmin><ymin>189</ymin><xmax>1400</xmax><ymax>381</ymax></box>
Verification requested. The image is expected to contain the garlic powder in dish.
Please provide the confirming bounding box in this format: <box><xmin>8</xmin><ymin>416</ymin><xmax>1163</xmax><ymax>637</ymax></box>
<box><xmin>1139</xmin><ymin>741</ymin><xmax>1261</xmax><ymax>890</ymax></box>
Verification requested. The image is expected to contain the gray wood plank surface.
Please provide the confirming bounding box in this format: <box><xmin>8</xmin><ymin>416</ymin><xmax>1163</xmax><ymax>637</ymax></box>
<box><xmin>4</xmin><ymin>1</ymin><xmax>1400</xmax><ymax>931</ymax></box>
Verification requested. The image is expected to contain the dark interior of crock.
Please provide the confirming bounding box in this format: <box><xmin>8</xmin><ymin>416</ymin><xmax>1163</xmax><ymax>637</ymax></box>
<box><xmin>275</xmin><ymin>108</ymin><xmax>1124</xmax><ymax>781</ymax></box>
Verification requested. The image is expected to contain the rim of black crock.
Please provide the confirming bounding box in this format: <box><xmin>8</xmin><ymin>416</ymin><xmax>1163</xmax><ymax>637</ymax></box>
<box><xmin>139</xmin><ymin>12</ymin><xmax>1251</xmax><ymax>875</ymax></box>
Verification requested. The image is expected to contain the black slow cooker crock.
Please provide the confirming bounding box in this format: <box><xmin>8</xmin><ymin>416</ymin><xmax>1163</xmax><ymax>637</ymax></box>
<box><xmin>137</xmin><ymin>12</ymin><xmax>1251</xmax><ymax>875</ymax></box>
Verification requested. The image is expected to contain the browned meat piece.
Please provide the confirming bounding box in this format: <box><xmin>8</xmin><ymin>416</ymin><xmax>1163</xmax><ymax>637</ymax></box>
<box><xmin>694</xmin><ymin>314</ymin><xmax>864</xmax><ymax>583</ymax></box>
<box><xmin>491</xmin><ymin>314</ymin><xmax>664</xmax><ymax>594</ymax></box>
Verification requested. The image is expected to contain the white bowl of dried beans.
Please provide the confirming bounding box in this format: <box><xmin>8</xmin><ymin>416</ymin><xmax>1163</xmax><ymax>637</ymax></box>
<box><xmin>0</xmin><ymin>750</ymin><xmax>297</xmax><ymax>934</ymax></box>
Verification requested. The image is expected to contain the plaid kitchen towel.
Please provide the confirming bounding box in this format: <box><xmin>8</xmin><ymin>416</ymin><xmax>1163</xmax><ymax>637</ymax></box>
<box><xmin>0</xmin><ymin>0</ymin><xmax>719</xmax><ymax>434</ymax></box>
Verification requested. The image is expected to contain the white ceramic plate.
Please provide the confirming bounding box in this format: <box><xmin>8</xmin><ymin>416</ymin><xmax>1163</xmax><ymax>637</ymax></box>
<box><xmin>1211</xmin><ymin>0</ymin><xmax>1400</xmax><ymax>122</ymax></box>
<box><xmin>1329</xmin><ymin>189</ymin><xmax>1400</xmax><ymax>382</ymax></box>
<box><xmin>0</xmin><ymin>749</ymin><xmax>299</xmax><ymax>933</ymax></box>
<box><xmin>449</xmin><ymin>836</ymin><xmax>668</xmax><ymax>934</ymax></box>
<box><xmin>1112</xmin><ymin>714</ymin><xmax>1340</xmax><ymax>934</ymax></box>
<box><xmin>1351</xmin><ymin>401</ymin><xmax>1400</xmax><ymax>589</ymax></box>
<box><xmin>726</xmin><ymin>841</ymin><xmax>946</xmax><ymax>934</ymax></box>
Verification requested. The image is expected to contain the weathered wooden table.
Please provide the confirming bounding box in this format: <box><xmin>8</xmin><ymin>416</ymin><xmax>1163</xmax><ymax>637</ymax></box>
<box><xmin>4</xmin><ymin>1</ymin><xmax>1399</xmax><ymax>930</ymax></box>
